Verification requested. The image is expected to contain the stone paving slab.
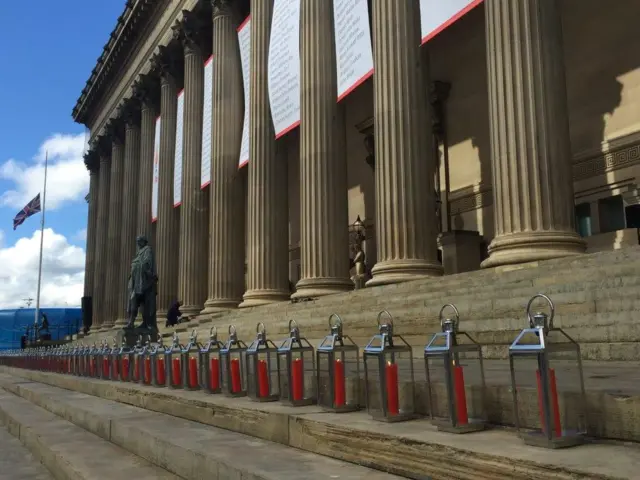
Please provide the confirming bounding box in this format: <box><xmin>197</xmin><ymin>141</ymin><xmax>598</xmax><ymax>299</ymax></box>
<box><xmin>2</xmin><ymin>369</ymin><xmax>639</xmax><ymax>479</ymax></box>
<box><xmin>0</xmin><ymin>426</ymin><xmax>53</xmax><ymax>480</ymax></box>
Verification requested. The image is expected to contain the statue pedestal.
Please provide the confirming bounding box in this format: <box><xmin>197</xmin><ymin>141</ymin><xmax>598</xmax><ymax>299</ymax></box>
<box><xmin>116</xmin><ymin>327</ymin><xmax>158</xmax><ymax>348</ymax></box>
<box><xmin>439</xmin><ymin>230</ymin><xmax>482</xmax><ymax>275</ymax></box>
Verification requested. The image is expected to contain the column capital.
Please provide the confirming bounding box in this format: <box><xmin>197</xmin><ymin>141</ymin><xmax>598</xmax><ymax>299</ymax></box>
<box><xmin>211</xmin><ymin>0</ymin><xmax>235</xmax><ymax>20</ymax></box>
<box><xmin>172</xmin><ymin>10</ymin><xmax>204</xmax><ymax>55</ymax></box>
<box><xmin>118</xmin><ymin>98</ymin><xmax>142</xmax><ymax>128</ymax></box>
<box><xmin>150</xmin><ymin>45</ymin><xmax>183</xmax><ymax>86</ymax></box>
<box><xmin>132</xmin><ymin>73</ymin><xmax>160</xmax><ymax>112</ymax></box>
<box><xmin>83</xmin><ymin>149</ymin><xmax>100</xmax><ymax>173</ymax></box>
<box><xmin>104</xmin><ymin>117</ymin><xmax>125</xmax><ymax>145</ymax></box>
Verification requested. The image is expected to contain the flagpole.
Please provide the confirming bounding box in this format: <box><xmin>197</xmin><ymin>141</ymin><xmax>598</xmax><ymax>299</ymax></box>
<box><xmin>34</xmin><ymin>151</ymin><xmax>48</xmax><ymax>328</ymax></box>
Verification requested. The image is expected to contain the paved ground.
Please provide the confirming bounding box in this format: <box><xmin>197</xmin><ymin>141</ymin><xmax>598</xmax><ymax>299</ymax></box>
<box><xmin>0</xmin><ymin>427</ymin><xmax>52</xmax><ymax>480</ymax></box>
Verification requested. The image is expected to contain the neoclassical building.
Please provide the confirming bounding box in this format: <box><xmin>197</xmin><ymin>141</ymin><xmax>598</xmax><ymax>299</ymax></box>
<box><xmin>78</xmin><ymin>0</ymin><xmax>640</xmax><ymax>330</ymax></box>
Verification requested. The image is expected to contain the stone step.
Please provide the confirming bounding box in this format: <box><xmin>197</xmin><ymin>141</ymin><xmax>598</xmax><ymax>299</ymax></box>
<box><xmin>0</xmin><ymin>425</ymin><xmax>53</xmax><ymax>480</ymax></box>
<box><xmin>2</xmin><ymin>368</ymin><xmax>637</xmax><ymax>480</ymax></box>
<box><xmin>0</xmin><ymin>388</ymin><xmax>178</xmax><ymax>480</ymax></box>
<box><xmin>0</xmin><ymin>373</ymin><xmax>403</xmax><ymax>480</ymax></box>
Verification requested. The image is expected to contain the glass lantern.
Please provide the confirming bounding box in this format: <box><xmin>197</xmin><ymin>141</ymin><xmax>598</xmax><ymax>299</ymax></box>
<box><xmin>118</xmin><ymin>339</ymin><xmax>135</xmax><ymax>382</ymax></box>
<box><xmin>277</xmin><ymin>320</ymin><xmax>315</xmax><ymax>406</ymax></box>
<box><xmin>509</xmin><ymin>294</ymin><xmax>587</xmax><ymax>449</ymax></box>
<box><xmin>424</xmin><ymin>304</ymin><xmax>487</xmax><ymax>434</ymax></box>
<box><xmin>134</xmin><ymin>338</ymin><xmax>150</xmax><ymax>385</ymax></box>
<box><xmin>246</xmin><ymin>322</ymin><xmax>279</xmax><ymax>402</ymax></box>
<box><xmin>108</xmin><ymin>337</ymin><xmax>120</xmax><ymax>381</ymax></box>
<box><xmin>71</xmin><ymin>344</ymin><xmax>81</xmax><ymax>376</ymax></box>
<box><xmin>220</xmin><ymin>325</ymin><xmax>248</xmax><ymax>397</ymax></box>
<box><xmin>317</xmin><ymin>313</ymin><xmax>360</xmax><ymax>413</ymax></box>
<box><xmin>363</xmin><ymin>310</ymin><xmax>416</xmax><ymax>422</ymax></box>
<box><xmin>181</xmin><ymin>330</ymin><xmax>202</xmax><ymax>391</ymax></box>
<box><xmin>84</xmin><ymin>343</ymin><xmax>96</xmax><ymax>377</ymax></box>
<box><xmin>164</xmin><ymin>332</ymin><xmax>184</xmax><ymax>389</ymax></box>
<box><xmin>149</xmin><ymin>334</ymin><xmax>167</xmax><ymax>387</ymax></box>
<box><xmin>95</xmin><ymin>340</ymin><xmax>107</xmax><ymax>379</ymax></box>
<box><xmin>130</xmin><ymin>336</ymin><xmax>145</xmax><ymax>383</ymax></box>
<box><xmin>199</xmin><ymin>327</ymin><xmax>223</xmax><ymax>393</ymax></box>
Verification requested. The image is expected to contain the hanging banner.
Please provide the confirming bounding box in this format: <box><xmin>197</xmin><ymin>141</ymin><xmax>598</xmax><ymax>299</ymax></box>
<box><xmin>201</xmin><ymin>55</ymin><xmax>213</xmax><ymax>188</ymax></box>
<box><xmin>238</xmin><ymin>16</ymin><xmax>251</xmax><ymax>168</ymax></box>
<box><xmin>173</xmin><ymin>89</ymin><xmax>184</xmax><ymax>207</ymax></box>
<box><xmin>267</xmin><ymin>0</ymin><xmax>301</xmax><ymax>138</ymax></box>
<box><xmin>333</xmin><ymin>0</ymin><xmax>374</xmax><ymax>101</ymax></box>
<box><xmin>420</xmin><ymin>0</ymin><xmax>483</xmax><ymax>44</ymax></box>
<box><xmin>151</xmin><ymin>116</ymin><xmax>161</xmax><ymax>222</ymax></box>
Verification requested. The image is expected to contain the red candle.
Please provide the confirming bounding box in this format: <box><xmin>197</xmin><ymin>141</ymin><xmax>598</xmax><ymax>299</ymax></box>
<box><xmin>144</xmin><ymin>358</ymin><xmax>152</xmax><ymax>384</ymax></box>
<box><xmin>133</xmin><ymin>358</ymin><xmax>140</xmax><ymax>381</ymax></box>
<box><xmin>230</xmin><ymin>358</ymin><xmax>241</xmax><ymax>393</ymax></box>
<box><xmin>189</xmin><ymin>357</ymin><xmax>199</xmax><ymax>388</ymax></box>
<box><xmin>291</xmin><ymin>358</ymin><xmax>304</xmax><ymax>401</ymax></box>
<box><xmin>258</xmin><ymin>360</ymin><xmax>270</xmax><ymax>397</ymax></box>
<box><xmin>333</xmin><ymin>359</ymin><xmax>346</xmax><ymax>407</ymax></box>
<box><xmin>209</xmin><ymin>358</ymin><xmax>220</xmax><ymax>390</ymax></box>
<box><xmin>112</xmin><ymin>359</ymin><xmax>119</xmax><ymax>378</ymax></box>
<box><xmin>536</xmin><ymin>369</ymin><xmax>562</xmax><ymax>437</ymax></box>
<box><xmin>156</xmin><ymin>357</ymin><xmax>165</xmax><ymax>385</ymax></box>
<box><xmin>172</xmin><ymin>357</ymin><xmax>181</xmax><ymax>386</ymax></box>
<box><xmin>385</xmin><ymin>362</ymin><xmax>399</xmax><ymax>416</ymax></box>
<box><xmin>453</xmin><ymin>365</ymin><xmax>469</xmax><ymax>425</ymax></box>
<box><xmin>122</xmin><ymin>357</ymin><xmax>129</xmax><ymax>381</ymax></box>
<box><xmin>102</xmin><ymin>358</ymin><xmax>109</xmax><ymax>378</ymax></box>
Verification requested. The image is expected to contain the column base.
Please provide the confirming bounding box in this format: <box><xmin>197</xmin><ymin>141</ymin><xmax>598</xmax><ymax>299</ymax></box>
<box><xmin>239</xmin><ymin>289</ymin><xmax>290</xmax><ymax>308</ymax></box>
<box><xmin>366</xmin><ymin>260</ymin><xmax>443</xmax><ymax>288</ymax></box>
<box><xmin>291</xmin><ymin>277</ymin><xmax>353</xmax><ymax>300</ymax></box>
<box><xmin>113</xmin><ymin>318</ymin><xmax>128</xmax><ymax>329</ymax></box>
<box><xmin>481</xmin><ymin>231</ymin><xmax>586</xmax><ymax>269</ymax></box>
<box><xmin>439</xmin><ymin>230</ymin><xmax>483</xmax><ymax>275</ymax></box>
<box><xmin>200</xmin><ymin>299</ymin><xmax>238</xmax><ymax>315</ymax></box>
<box><xmin>180</xmin><ymin>304</ymin><xmax>206</xmax><ymax>318</ymax></box>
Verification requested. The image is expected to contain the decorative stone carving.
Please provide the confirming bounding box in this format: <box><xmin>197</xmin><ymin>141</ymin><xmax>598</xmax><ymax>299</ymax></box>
<box><xmin>132</xmin><ymin>73</ymin><xmax>160</xmax><ymax>110</ymax></box>
<box><xmin>119</xmin><ymin>98</ymin><xmax>141</xmax><ymax>127</ymax></box>
<box><xmin>83</xmin><ymin>150</ymin><xmax>100</xmax><ymax>172</ymax></box>
<box><xmin>211</xmin><ymin>0</ymin><xmax>234</xmax><ymax>19</ymax></box>
<box><xmin>150</xmin><ymin>45</ymin><xmax>181</xmax><ymax>83</ymax></box>
<box><xmin>172</xmin><ymin>10</ymin><xmax>203</xmax><ymax>54</ymax></box>
<box><xmin>104</xmin><ymin>118</ymin><xmax>124</xmax><ymax>145</ymax></box>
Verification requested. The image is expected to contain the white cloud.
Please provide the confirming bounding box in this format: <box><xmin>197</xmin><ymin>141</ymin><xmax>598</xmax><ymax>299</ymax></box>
<box><xmin>0</xmin><ymin>133</ymin><xmax>89</xmax><ymax>211</ymax></box>
<box><xmin>0</xmin><ymin>228</ymin><xmax>84</xmax><ymax>309</ymax></box>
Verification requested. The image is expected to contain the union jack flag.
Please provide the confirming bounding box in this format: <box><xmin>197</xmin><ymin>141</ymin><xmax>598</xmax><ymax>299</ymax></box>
<box><xmin>13</xmin><ymin>194</ymin><xmax>41</xmax><ymax>230</ymax></box>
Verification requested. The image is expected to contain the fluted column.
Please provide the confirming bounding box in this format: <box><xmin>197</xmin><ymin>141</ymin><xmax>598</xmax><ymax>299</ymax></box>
<box><xmin>151</xmin><ymin>47</ymin><xmax>180</xmax><ymax>317</ymax></box>
<box><xmin>102</xmin><ymin>128</ymin><xmax>124</xmax><ymax>329</ymax></box>
<box><xmin>367</xmin><ymin>0</ymin><xmax>442</xmax><ymax>287</ymax></box>
<box><xmin>482</xmin><ymin>0</ymin><xmax>585</xmax><ymax>267</ymax></box>
<box><xmin>92</xmin><ymin>147</ymin><xmax>111</xmax><ymax>329</ymax></box>
<box><xmin>240</xmin><ymin>0</ymin><xmax>289</xmax><ymax>307</ymax></box>
<box><xmin>173</xmin><ymin>12</ymin><xmax>209</xmax><ymax>317</ymax></box>
<box><xmin>293</xmin><ymin>0</ymin><xmax>352</xmax><ymax>299</ymax></box>
<box><xmin>83</xmin><ymin>162</ymin><xmax>99</xmax><ymax>301</ymax></box>
<box><xmin>203</xmin><ymin>1</ymin><xmax>246</xmax><ymax>312</ymax></box>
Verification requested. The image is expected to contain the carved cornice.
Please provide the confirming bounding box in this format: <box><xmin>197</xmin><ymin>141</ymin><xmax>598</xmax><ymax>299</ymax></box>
<box><xmin>573</xmin><ymin>135</ymin><xmax>640</xmax><ymax>181</ymax></box>
<box><xmin>172</xmin><ymin>9</ymin><xmax>204</xmax><ymax>54</ymax></box>
<box><xmin>449</xmin><ymin>183</ymin><xmax>493</xmax><ymax>215</ymax></box>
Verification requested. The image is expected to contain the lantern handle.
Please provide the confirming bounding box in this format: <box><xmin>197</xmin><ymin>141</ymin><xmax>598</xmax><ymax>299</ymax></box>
<box><xmin>190</xmin><ymin>329</ymin><xmax>198</xmax><ymax>343</ymax></box>
<box><xmin>439</xmin><ymin>303</ymin><xmax>460</xmax><ymax>330</ymax></box>
<box><xmin>376</xmin><ymin>310</ymin><xmax>393</xmax><ymax>327</ymax></box>
<box><xmin>210</xmin><ymin>326</ymin><xmax>217</xmax><ymax>339</ymax></box>
<box><xmin>526</xmin><ymin>293</ymin><xmax>555</xmax><ymax>329</ymax></box>
<box><xmin>256</xmin><ymin>322</ymin><xmax>266</xmax><ymax>335</ymax></box>
<box><xmin>328</xmin><ymin>313</ymin><xmax>342</xmax><ymax>329</ymax></box>
<box><xmin>228</xmin><ymin>325</ymin><xmax>237</xmax><ymax>335</ymax></box>
<box><xmin>288</xmin><ymin>319</ymin><xmax>298</xmax><ymax>331</ymax></box>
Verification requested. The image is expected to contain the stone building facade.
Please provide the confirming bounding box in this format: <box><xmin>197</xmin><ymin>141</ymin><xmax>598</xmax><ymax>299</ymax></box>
<box><xmin>78</xmin><ymin>0</ymin><xmax>640</xmax><ymax>330</ymax></box>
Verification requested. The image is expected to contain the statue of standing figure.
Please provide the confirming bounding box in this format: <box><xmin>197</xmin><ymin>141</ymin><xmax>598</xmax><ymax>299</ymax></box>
<box><xmin>124</xmin><ymin>235</ymin><xmax>157</xmax><ymax>330</ymax></box>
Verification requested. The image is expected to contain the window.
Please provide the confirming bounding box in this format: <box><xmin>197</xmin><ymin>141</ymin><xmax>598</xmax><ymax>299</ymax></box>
<box><xmin>575</xmin><ymin>203</ymin><xmax>592</xmax><ymax>237</ymax></box>
<box><xmin>598</xmin><ymin>195</ymin><xmax>626</xmax><ymax>233</ymax></box>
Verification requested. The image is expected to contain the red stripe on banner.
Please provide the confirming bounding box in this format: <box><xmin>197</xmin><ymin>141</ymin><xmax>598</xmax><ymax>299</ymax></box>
<box><xmin>173</xmin><ymin>201</ymin><xmax>181</xmax><ymax>208</ymax></box>
<box><xmin>237</xmin><ymin>15</ymin><xmax>251</xmax><ymax>32</ymax></box>
<box><xmin>152</xmin><ymin>217</ymin><xmax>157</xmax><ymax>223</ymax></box>
<box><xmin>421</xmin><ymin>0</ymin><xmax>484</xmax><ymax>45</ymax></box>
<box><xmin>238</xmin><ymin>160</ymin><xmax>248</xmax><ymax>169</ymax></box>
<box><xmin>200</xmin><ymin>181</ymin><xmax>210</xmax><ymax>190</ymax></box>
<box><xmin>338</xmin><ymin>68</ymin><xmax>374</xmax><ymax>103</ymax></box>
<box><xmin>275</xmin><ymin>120</ymin><xmax>300</xmax><ymax>139</ymax></box>
<box><xmin>204</xmin><ymin>55</ymin><xmax>213</xmax><ymax>67</ymax></box>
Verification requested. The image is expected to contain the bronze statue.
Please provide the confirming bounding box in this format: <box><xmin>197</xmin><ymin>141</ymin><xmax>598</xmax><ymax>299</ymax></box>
<box><xmin>124</xmin><ymin>235</ymin><xmax>157</xmax><ymax>330</ymax></box>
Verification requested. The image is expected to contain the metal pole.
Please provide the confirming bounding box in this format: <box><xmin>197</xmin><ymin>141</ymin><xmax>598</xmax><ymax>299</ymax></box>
<box><xmin>34</xmin><ymin>151</ymin><xmax>49</xmax><ymax>327</ymax></box>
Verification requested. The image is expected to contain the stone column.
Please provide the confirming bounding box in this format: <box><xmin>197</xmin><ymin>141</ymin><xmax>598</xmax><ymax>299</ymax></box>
<box><xmin>134</xmin><ymin>74</ymin><xmax>159</xmax><ymax>247</ymax></box>
<box><xmin>240</xmin><ymin>0</ymin><xmax>289</xmax><ymax>307</ymax></box>
<box><xmin>92</xmin><ymin>144</ymin><xmax>110</xmax><ymax>329</ymax></box>
<box><xmin>367</xmin><ymin>0</ymin><xmax>442</xmax><ymax>287</ymax></box>
<box><xmin>482</xmin><ymin>0</ymin><xmax>585</xmax><ymax>267</ymax></box>
<box><xmin>102</xmin><ymin>125</ymin><xmax>125</xmax><ymax>330</ymax></box>
<box><xmin>82</xmin><ymin>160</ymin><xmax>99</xmax><ymax>301</ymax></box>
<box><xmin>151</xmin><ymin>47</ymin><xmax>181</xmax><ymax>318</ymax></box>
<box><xmin>294</xmin><ymin>0</ymin><xmax>352</xmax><ymax>299</ymax></box>
<box><xmin>173</xmin><ymin>11</ymin><xmax>209</xmax><ymax>317</ymax></box>
<box><xmin>203</xmin><ymin>1</ymin><xmax>246</xmax><ymax>312</ymax></box>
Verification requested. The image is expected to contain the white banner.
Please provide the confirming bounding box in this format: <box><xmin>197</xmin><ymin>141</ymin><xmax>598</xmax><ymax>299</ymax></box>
<box><xmin>151</xmin><ymin>116</ymin><xmax>161</xmax><ymax>222</ymax></box>
<box><xmin>420</xmin><ymin>0</ymin><xmax>483</xmax><ymax>44</ymax></box>
<box><xmin>238</xmin><ymin>16</ymin><xmax>251</xmax><ymax>168</ymax></box>
<box><xmin>201</xmin><ymin>55</ymin><xmax>213</xmax><ymax>188</ymax></box>
<box><xmin>267</xmin><ymin>0</ymin><xmax>300</xmax><ymax>138</ymax></box>
<box><xmin>333</xmin><ymin>0</ymin><xmax>374</xmax><ymax>101</ymax></box>
<box><xmin>173</xmin><ymin>89</ymin><xmax>184</xmax><ymax>207</ymax></box>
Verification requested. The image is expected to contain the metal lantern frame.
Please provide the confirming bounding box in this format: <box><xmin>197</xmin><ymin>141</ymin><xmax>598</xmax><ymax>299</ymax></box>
<box><xmin>363</xmin><ymin>310</ymin><xmax>416</xmax><ymax>422</ymax></box>
<box><xmin>509</xmin><ymin>294</ymin><xmax>587</xmax><ymax>449</ymax></box>
<box><xmin>118</xmin><ymin>339</ymin><xmax>135</xmax><ymax>382</ymax></box>
<box><xmin>199</xmin><ymin>327</ymin><xmax>223</xmax><ymax>394</ymax></box>
<box><xmin>278</xmin><ymin>319</ymin><xmax>316</xmax><ymax>406</ymax></box>
<box><xmin>135</xmin><ymin>339</ymin><xmax>150</xmax><ymax>385</ymax></box>
<box><xmin>246</xmin><ymin>322</ymin><xmax>280</xmax><ymax>402</ymax></box>
<box><xmin>424</xmin><ymin>303</ymin><xmax>487</xmax><ymax>434</ymax></box>
<box><xmin>181</xmin><ymin>330</ymin><xmax>202</xmax><ymax>391</ymax></box>
<box><xmin>149</xmin><ymin>334</ymin><xmax>167</xmax><ymax>387</ymax></box>
<box><xmin>97</xmin><ymin>340</ymin><xmax>110</xmax><ymax>379</ymax></box>
<box><xmin>84</xmin><ymin>343</ymin><xmax>96</xmax><ymax>377</ymax></box>
<box><xmin>165</xmin><ymin>332</ymin><xmax>185</xmax><ymax>389</ymax></box>
<box><xmin>220</xmin><ymin>325</ymin><xmax>248</xmax><ymax>397</ymax></box>
<box><xmin>107</xmin><ymin>337</ymin><xmax>120</xmax><ymax>381</ymax></box>
<box><xmin>316</xmin><ymin>313</ymin><xmax>360</xmax><ymax>413</ymax></box>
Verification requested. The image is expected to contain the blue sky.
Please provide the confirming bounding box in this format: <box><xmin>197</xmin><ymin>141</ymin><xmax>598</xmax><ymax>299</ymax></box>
<box><xmin>0</xmin><ymin>1</ymin><xmax>125</xmax><ymax>307</ymax></box>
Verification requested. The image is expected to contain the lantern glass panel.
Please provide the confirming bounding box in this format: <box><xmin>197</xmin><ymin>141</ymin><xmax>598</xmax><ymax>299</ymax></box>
<box><xmin>199</xmin><ymin>327</ymin><xmax>223</xmax><ymax>393</ymax></box>
<box><xmin>150</xmin><ymin>343</ymin><xmax>167</xmax><ymax>387</ymax></box>
<box><xmin>119</xmin><ymin>347</ymin><xmax>134</xmax><ymax>382</ymax></box>
<box><xmin>246</xmin><ymin>323</ymin><xmax>279</xmax><ymax>402</ymax></box>
<box><xmin>220</xmin><ymin>325</ymin><xmax>248</xmax><ymax>397</ymax></box>
<box><xmin>109</xmin><ymin>343</ymin><xmax>120</xmax><ymax>381</ymax></box>
<box><xmin>133</xmin><ymin>344</ymin><xmax>147</xmax><ymax>383</ymax></box>
<box><xmin>277</xmin><ymin>320</ymin><xmax>316</xmax><ymax>406</ymax></box>
<box><xmin>182</xmin><ymin>331</ymin><xmax>201</xmax><ymax>391</ymax></box>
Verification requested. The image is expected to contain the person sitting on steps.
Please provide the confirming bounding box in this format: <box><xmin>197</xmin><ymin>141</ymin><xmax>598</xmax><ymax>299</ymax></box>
<box><xmin>166</xmin><ymin>300</ymin><xmax>182</xmax><ymax>328</ymax></box>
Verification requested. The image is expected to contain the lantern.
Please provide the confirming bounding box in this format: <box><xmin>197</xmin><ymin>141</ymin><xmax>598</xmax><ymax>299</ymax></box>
<box><xmin>220</xmin><ymin>325</ymin><xmax>248</xmax><ymax>397</ymax></box>
<box><xmin>107</xmin><ymin>337</ymin><xmax>120</xmax><ymax>381</ymax></box>
<box><xmin>363</xmin><ymin>310</ymin><xmax>415</xmax><ymax>422</ymax></box>
<box><xmin>316</xmin><ymin>314</ymin><xmax>360</xmax><ymax>413</ymax></box>
<box><xmin>199</xmin><ymin>327</ymin><xmax>223</xmax><ymax>393</ymax></box>
<box><xmin>95</xmin><ymin>340</ymin><xmax>107</xmax><ymax>379</ymax></box>
<box><xmin>277</xmin><ymin>320</ymin><xmax>315</xmax><ymax>406</ymax></box>
<box><xmin>181</xmin><ymin>330</ymin><xmax>202</xmax><ymax>391</ymax></box>
<box><xmin>509</xmin><ymin>294</ymin><xmax>587</xmax><ymax>449</ymax></box>
<box><xmin>85</xmin><ymin>342</ymin><xmax>97</xmax><ymax>378</ymax></box>
<box><xmin>118</xmin><ymin>338</ymin><xmax>135</xmax><ymax>382</ymax></box>
<box><xmin>164</xmin><ymin>332</ymin><xmax>184</xmax><ymax>389</ymax></box>
<box><xmin>149</xmin><ymin>334</ymin><xmax>167</xmax><ymax>387</ymax></box>
<box><xmin>71</xmin><ymin>344</ymin><xmax>82</xmax><ymax>376</ymax></box>
<box><xmin>134</xmin><ymin>338</ymin><xmax>150</xmax><ymax>384</ymax></box>
<box><xmin>246</xmin><ymin>323</ymin><xmax>279</xmax><ymax>402</ymax></box>
<box><xmin>424</xmin><ymin>304</ymin><xmax>487</xmax><ymax>433</ymax></box>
